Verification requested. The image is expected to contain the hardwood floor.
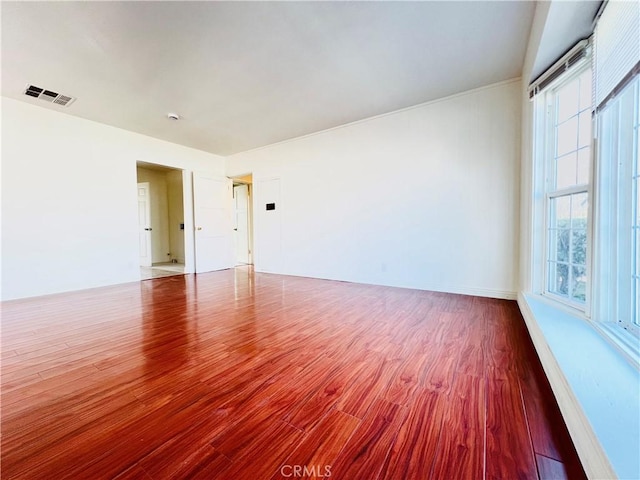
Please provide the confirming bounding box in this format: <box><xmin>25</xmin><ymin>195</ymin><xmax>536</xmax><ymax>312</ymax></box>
<box><xmin>1</xmin><ymin>267</ymin><xmax>586</xmax><ymax>479</ymax></box>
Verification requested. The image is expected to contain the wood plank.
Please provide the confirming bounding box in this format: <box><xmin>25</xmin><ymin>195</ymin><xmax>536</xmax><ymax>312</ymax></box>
<box><xmin>112</xmin><ymin>464</ymin><xmax>154</xmax><ymax>480</ymax></box>
<box><xmin>212</xmin><ymin>421</ymin><xmax>304</xmax><ymax>479</ymax></box>
<box><xmin>383</xmin><ymin>350</ymin><xmax>431</xmax><ymax>405</ymax></box>
<box><xmin>518</xmin><ymin>337</ymin><xmax>567</xmax><ymax>460</ymax></box>
<box><xmin>486</xmin><ymin>368</ymin><xmax>538</xmax><ymax>480</ymax></box>
<box><xmin>378</xmin><ymin>388</ymin><xmax>446</xmax><ymax>480</ymax></box>
<box><xmin>329</xmin><ymin>399</ymin><xmax>407</xmax><ymax>480</ymax></box>
<box><xmin>336</xmin><ymin>356</ymin><xmax>401</xmax><ymax>419</ymax></box>
<box><xmin>211</xmin><ymin>414</ymin><xmax>303</xmax><ymax>462</ymax></box>
<box><xmin>285</xmin><ymin>359</ymin><xmax>369</xmax><ymax>431</ymax></box>
<box><xmin>431</xmin><ymin>374</ymin><xmax>484</xmax><ymax>480</ymax></box>
<box><xmin>536</xmin><ymin>454</ymin><xmax>570</xmax><ymax>480</ymax></box>
<box><xmin>140</xmin><ymin>441</ymin><xmax>231</xmax><ymax>479</ymax></box>
<box><xmin>270</xmin><ymin>408</ymin><xmax>361</xmax><ymax>479</ymax></box>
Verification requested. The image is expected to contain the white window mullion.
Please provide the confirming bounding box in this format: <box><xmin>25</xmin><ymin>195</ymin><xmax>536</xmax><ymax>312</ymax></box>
<box><xmin>549</xmin><ymin>185</ymin><xmax>593</xmax><ymax>198</ymax></box>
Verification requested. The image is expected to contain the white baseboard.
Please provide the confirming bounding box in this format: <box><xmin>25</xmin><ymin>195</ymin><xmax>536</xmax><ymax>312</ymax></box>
<box><xmin>423</xmin><ymin>284</ymin><xmax>517</xmax><ymax>300</ymax></box>
<box><xmin>253</xmin><ymin>268</ymin><xmax>516</xmax><ymax>300</ymax></box>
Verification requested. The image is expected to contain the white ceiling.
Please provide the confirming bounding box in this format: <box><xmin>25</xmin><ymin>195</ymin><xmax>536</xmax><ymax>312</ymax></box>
<box><xmin>530</xmin><ymin>1</ymin><xmax>601</xmax><ymax>82</ymax></box>
<box><xmin>2</xmin><ymin>1</ymin><xmax>535</xmax><ymax>156</ymax></box>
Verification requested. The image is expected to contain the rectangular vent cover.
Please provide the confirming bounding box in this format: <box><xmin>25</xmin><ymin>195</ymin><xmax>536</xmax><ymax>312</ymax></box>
<box><xmin>24</xmin><ymin>85</ymin><xmax>75</xmax><ymax>107</ymax></box>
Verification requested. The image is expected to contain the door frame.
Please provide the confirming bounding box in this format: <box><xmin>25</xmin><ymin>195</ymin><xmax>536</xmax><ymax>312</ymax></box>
<box><xmin>135</xmin><ymin>163</ymin><xmax>254</xmax><ymax>278</ymax></box>
<box><xmin>232</xmin><ymin>177</ymin><xmax>254</xmax><ymax>266</ymax></box>
<box><xmin>137</xmin><ymin>182</ymin><xmax>153</xmax><ymax>267</ymax></box>
<box><xmin>135</xmin><ymin>162</ymin><xmax>193</xmax><ymax>276</ymax></box>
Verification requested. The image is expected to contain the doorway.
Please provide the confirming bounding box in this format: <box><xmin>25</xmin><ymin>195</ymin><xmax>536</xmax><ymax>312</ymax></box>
<box><xmin>232</xmin><ymin>174</ymin><xmax>253</xmax><ymax>266</ymax></box>
<box><xmin>136</xmin><ymin>162</ymin><xmax>186</xmax><ymax>280</ymax></box>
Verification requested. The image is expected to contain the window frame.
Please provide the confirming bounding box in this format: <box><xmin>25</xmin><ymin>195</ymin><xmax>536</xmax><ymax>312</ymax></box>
<box><xmin>632</xmin><ymin>84</ymin><xmax>639</xmax><ymax>332</ymax></box>
<box><xmin>594</xmin><ymin>75</ymin><xmax>640</xmax><ymax>338</ymax></box>
<box><xmin>530</xmin><ymin>49</ymin><xmax>639</xmax><ymax>343</ymax></box>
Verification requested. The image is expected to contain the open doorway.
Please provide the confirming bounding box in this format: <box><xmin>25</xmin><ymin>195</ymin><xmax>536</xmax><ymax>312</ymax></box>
<box><xmin>232</xmin><ymin>174</ymin><xmax>253</xmax><ymax>266</ymax></box>
<box><xmin>137</xmin><ymin>162</ymin><xmax>186</xmax><ymax>280</ymax></box>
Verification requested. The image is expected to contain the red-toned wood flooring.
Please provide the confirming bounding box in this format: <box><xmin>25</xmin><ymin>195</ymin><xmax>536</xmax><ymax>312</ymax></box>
<box><xmin>1</xmin><ymin>267</ymin><xmax>585</xmax><ymax>479</ymax></box>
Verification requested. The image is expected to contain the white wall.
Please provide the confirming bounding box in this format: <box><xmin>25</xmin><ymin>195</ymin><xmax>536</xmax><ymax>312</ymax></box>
<box><xmin>136</xmin><ymin>167</ymin><xmax>171</xmax><ymax>264</ymax></box>
<box><xmin>1</xmin><ymin>97</ymin><xmax>225</xmax><ymax>300</ymax></box>
<box><xmin>227</xmin><ymin>79</ymin><xmax>521</xmax><ymax>298</ymax></box>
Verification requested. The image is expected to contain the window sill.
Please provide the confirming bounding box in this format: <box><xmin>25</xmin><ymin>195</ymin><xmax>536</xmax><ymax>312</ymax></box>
<box><xmin>518</xmin><ymin>293</ymin><xmax>640</xmax><ymax>480</ymax></box>
<box><xmin>538</xmin><ymin>291</ymin><xmax>588</xmax><ymax>318</ymax></box>
<box><xmin>596</xmin><ymin>322</ymin><xmax>640</xmax><ymax>370</ymax></box>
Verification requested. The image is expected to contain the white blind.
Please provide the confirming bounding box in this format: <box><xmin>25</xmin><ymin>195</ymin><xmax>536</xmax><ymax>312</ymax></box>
<box><xmin>594</xmin><ymin>0</ymin><xmax>640</xmax><ymax>107</ymax></box>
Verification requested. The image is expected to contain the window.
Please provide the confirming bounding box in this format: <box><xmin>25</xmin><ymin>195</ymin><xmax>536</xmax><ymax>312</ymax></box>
<box><xmin>597</xmin><ymin>75</ymin><xmax>640</xmax><ymax>336</ymax></box>
<box><xmin>591</xmin><ymin>0</ymin><xmax>639</xmax><ymax>341</ymax></box>
<box><xmin>529</xmin><ymin>2</ymin><xmax>639</xmax><ymax>341</ymax></box>
<box><xmin>545</xmin><ymin>68</ymin><xmax>593</xmax><ymax>307</ymax></box>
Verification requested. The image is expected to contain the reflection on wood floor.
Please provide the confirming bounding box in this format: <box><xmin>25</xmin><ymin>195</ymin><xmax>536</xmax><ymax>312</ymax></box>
<box><xmin>140</xmin><ymin>262</ymin><xmax>185</xmax><ymax>280</ymax></box>
<box><xmin>1</xmin><ymin>266</ymin><xmax>586</xmax><ymax>479</ymax></box>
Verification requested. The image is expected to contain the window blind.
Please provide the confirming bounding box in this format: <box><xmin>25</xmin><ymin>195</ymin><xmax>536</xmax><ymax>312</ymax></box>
<box><xmin>594</xmin><ymin>0</ymin><xmax>640</xmax><ymax>108</ymax></box>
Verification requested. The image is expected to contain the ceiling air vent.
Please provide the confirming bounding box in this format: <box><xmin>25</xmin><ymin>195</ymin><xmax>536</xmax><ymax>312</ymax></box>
<box><xmin>23</xmin><ymin>85</ymin><xmax>75</xmax><ymax>107</ymax></box>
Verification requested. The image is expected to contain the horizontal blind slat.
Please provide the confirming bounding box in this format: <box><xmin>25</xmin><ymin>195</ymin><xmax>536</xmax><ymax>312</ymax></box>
<box><xmin>594</xmin><ymin>0</ymin><xmax>640</xmax><ymax>107</ymax></box>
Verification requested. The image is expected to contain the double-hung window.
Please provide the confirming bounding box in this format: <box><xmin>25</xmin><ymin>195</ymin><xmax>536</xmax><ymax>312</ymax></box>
<box><xmin>530</xmin><ymin>0</ymin><xmax>639</xmax><ymax>340</ymax></box>
<box><xmin>544</xmin><ymin>67</ymin><xmax>593</xmax><ymax>307</ymax></box>
<box><xmin>591</xmin><ymin>0</ymin><xmax>640</xmax><ymax>337</ymax></box>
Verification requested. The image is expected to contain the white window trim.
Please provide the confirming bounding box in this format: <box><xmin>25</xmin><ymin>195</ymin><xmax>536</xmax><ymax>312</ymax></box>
<box><xmin>534</xmin><ymin>60</ymin><xmax>594</xmax><ymax>315</ymax></box>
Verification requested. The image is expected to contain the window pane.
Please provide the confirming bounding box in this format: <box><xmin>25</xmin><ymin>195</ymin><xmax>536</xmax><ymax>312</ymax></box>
<box><xmin>577</xmin><ymin>148</ymin><xmax>590</xmax><ymax>185</ymax></box>
<box><xmin>578</xmin><ymin>111</ymin><xmax>592</xmax><ymax>148</ymax></box>
<box><xmin>631</xmin><ymin>227</ymin><xmax>640</xmax><ymax>280</ymax></box>
<box><xmin>637</xmin><ymin>179</ymin><xmax>640</xmax><ymax>223</ymax></box>
<box><xmin>557</xmin><ymin>117</ymin><xmax>579</xmax><ymax>157</ymax></box>
<box><xmin>572</xmin><ymin>265</ymin><xmax>587</xmax><ymax>301</ymax></box>
<box><xmin>636</xmin><ymin>228</ymin><xmax>639</xmax><ymax>274</ymax></box>
<box><xmin>550</xmin><ymin>262</ymin><xmax>569</xmax><ymax>296</ymax></box>
<box><xmin>636</xmin><ymin>166</ymin><xmax>639</xmax><ymax>223</ymax></box>
<box><xmin>636</xmin><ymin>276</ymin><xmax>639</xmax><ymax>326</ymax></box>
<box><xmin>557</xmin><ymin>81</ymin><xmax>580</xmax><ymax>123</ymax></box>
<box><xmin>556</xmin><ymin>153</ymin><xmax>577</xmax><ymax>188</ymax></box>
<box><xmin>637</xmin><ymin>125</ymin><xmax>640</xmax><ymax>175</ymax></box>
<box><xmin>547</xmin><ymin>192</ymin><xmax>588</xmax><ymax>303</ymax></box>
<box><xmin>636</xmin><ymin>132</ymin><xmax>640</xmax><ymax>184</ymax></box>
<box><xmin>551</xmin><ymin>229</ymin><xmax>570</xmax><ymax>262</ymax></box>
<box><xmin>637</xmin><ymin>178</ymin><xmax>639</xmax><ymax>223</ymax></box>
<box><xmin>571</xmin><ymin>193</ymin><xmax>588</xmax><ymax>227</ymax></box>
<box><xmin>572</xmin><ymin>229</ymin><xmax>587</xmax><ymax>264</ymax></box>
<box><xmin>579</xmin><ymin>70</ymin><xmax>592</xmax><ymax>111</ymax></box>
<box><xmin>551</xmin><ymin>195</ymin><xmax>571</xmax><ymax>228</ymax></box>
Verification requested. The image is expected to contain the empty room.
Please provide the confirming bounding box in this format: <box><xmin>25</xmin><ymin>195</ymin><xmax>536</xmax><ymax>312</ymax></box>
<box><xmin>1</xmin><ymin>1</ymin><xmax>638</xmax><ymax>479</ymax></box>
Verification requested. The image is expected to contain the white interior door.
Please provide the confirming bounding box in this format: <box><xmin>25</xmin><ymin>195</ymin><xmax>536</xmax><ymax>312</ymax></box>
<box><xmin>255</xmin><ymin>177</ymin><xmax>282</xmax><ymax>273</ymax></box>
<box><xmin>137</xmin><ymin>182</ymin><xmax>152</xmax><ymax>267</ymax></box>
<box><xmin>193</xmin><ymin>173</ymin><xmax>234</xmax><ymax>273</ymax></box>
<box><xmin>233</xmin><ymin>184</ymin><xmax>250</xmax><ymax>265</ymax></box>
